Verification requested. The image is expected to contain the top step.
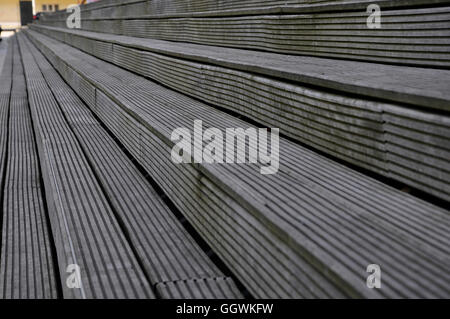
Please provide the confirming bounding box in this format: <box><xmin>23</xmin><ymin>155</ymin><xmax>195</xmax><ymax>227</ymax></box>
<box><xmin>38</xmin><ymin>0</ymin><xmax>450</xmax><ymax>68</ymax></box>
<box><xmin>47</xmin><ymin>0</ymin><xmax>450</xmax><ymax>18</ymax></box>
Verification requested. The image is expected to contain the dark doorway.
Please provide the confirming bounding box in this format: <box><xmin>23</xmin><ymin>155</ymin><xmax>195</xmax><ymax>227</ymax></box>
<box><xmin>20</xmin><ymin>1</ymin><xmax>33</xmax><ymax>26</ymax></box>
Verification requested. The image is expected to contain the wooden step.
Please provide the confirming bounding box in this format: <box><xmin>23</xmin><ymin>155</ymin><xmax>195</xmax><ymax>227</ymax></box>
<box><xmin>41</xmin><ymin>3</ymin><xmax>450</xmax><ymax>68</ymax></box>
<box><xmin>30</xmin><ymin>25</ymin><xmax>450</xmax><ymax>201</ymax></box>
<box><xmin>46</xmin><ymin>0</ymin><xmax>450</xmax><ymax>19</ymax></box>
<box><xmin>26</xmin><ymin>29</ymin><xmax>450</xmax><ymax>298</ymax></box>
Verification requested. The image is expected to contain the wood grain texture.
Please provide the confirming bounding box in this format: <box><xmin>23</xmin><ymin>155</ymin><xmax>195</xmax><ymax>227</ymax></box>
<box><xmin>39</xmin><ymin>1</ymin><xmax>450</xmax><ymax>67</ymax></box>
<box><xmin>29</xmin><ymin>25</ymin><xmax>450</xmax><ymax>201</ymax></box>
<box><xmin>17</xmin><ymin>32</ymin><xmax>155</xmax><ymax>299</ymax></box>
<box><xmin>0</xmin><ymin>37</ymin><xmax>58</xmax><ymax>299</ymax></box>
<box><xmin>24</xmin><ymin>34</ymin><xmax>242</xmax><ymax>298</ymax></box>
<box><xmin>26</xmin><ymin>29</ymin><xmax>450</xmax><ymax>298</ymax></box>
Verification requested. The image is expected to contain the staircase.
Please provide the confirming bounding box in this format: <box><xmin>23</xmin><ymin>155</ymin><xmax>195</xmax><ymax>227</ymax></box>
<box><xmin>0</xmin><ymin>0</ymin><xmax>449</xmax><ymax>298</ymax></box>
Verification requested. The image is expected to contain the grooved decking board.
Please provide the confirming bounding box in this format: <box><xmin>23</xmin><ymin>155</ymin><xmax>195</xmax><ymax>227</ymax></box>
<box><xmin>44</xmin><ymin>0</ymin><xmax>450</xmax><ymax>19</ymax></box>
<box><xmin>32</xmin><ymin>25</ymin><xmax>450</xmax><ymax>112</ymax></box>
<box><xmin>83</xmin><ymin>88</ymin><xmax>349</xmax><ymax>299</ymax></box>
<box><xmin>24</xmin><ymin>33</ymin><xmax>242</xmax><ymax>299</ymax></box>
<box><xmin>0</xmin><ymin>37</ymin><xmax>13</xmax><ymax>198</ymax></box>
<box><xmin>0</xmin><ymin>38</ymin><xmax>13</xmax><ymax>295</ymax></box>
<box><xmin>40</xmin><ymin>6</ymin><xmax>450</xmax><ymax>68</ymax></box>
<box><xmin>383</xmin><ymin>105</ymin><xmax>450</xmax><ymax>198</ymax></box>
<box><xmin>17</xmin><ymin>32</ymin><xmax>155</xmax><ymax>299</ymax></box>
<box><xmin>30</xmin><ymin>26</ymin><xmax>450</xmax><ymax>201</ymax></box>
<box><xmin>0</xmin><ymin>37</ymin><xmax>58</xmax><ymax>299</ymax></box>
<box><xmin>27</xmin><ymin>29</ymin><xmax>450</xmax><ymax>298</ymax></box>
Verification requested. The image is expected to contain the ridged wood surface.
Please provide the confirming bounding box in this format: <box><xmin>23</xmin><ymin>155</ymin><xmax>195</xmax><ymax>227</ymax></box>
<box><xmin>26</xmin><ymin>29</ymin><xmax>450</xmax><ymax>298</ymax></box>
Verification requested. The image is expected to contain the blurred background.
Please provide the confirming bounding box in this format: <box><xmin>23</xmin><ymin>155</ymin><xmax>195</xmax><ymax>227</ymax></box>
<box><xmin>0</xmin><ymin>0</ymin><xmax>100</xmax><ymax>29</ymax></box>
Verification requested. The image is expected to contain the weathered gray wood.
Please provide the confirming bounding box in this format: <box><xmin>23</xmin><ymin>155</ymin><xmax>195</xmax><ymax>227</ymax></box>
<box><xmin>25</xmin><ymin>34</ymin><xmax>242</xmax><ymax>298</ymax></box>
<box><xmin>32</xmin><ymin>25</ymin><xmax>450</xmax><ymax>112</ymax></box>
<box><xmin>29</xmin><ymin>25</ymin><xmax>450</xmax><ymax>201</ymax></box>
<box><xmin>93</xmin><ymin>88</ymin><xmax>348</xmax><ymax>298</ymax></box>
<box><xmin>39</xmin><ymin>0</ymin><xmax>450</xmax><ymax>68</ymax></box>
<box><xmin>383</xmin><ymin>105</ymin><xmax>450</xmax><ymax>199</ymax></box>
<box><xmin>44</xmin><ymin>0</ymin><xmax>450</xmax><ymax>20</ymax></box>
<box><xmin>0</xmin><ymin>36</ymin><xmax>13</xmax><ymax>198</ymax></box>
<box><xmin>27</xmin><ymin>29</ymin><xmax>450</xmax><ymax>298</ymax></box>
<box><xmin>17</xmin><ymin>31</ymin><xmax>155</xmax><ymax>299</ymax></box>
<box><xmin>0</xmin><ymin>36</ymin><xmax>58</xmax><ymax>299</ymax></box>
<box><xmin>40</xmin><ymin>5</ymin><xmax>450</xmax><ymax>68</ymax></box>
<box><xmin>0</xmin><ymin>37</ymin><xmax>14</xmax><ymax>295</ymax></box>
<box><xmin>0</xmin><ymin>37</ymin><xmax>11</xmax><ymax>77</ymax></box>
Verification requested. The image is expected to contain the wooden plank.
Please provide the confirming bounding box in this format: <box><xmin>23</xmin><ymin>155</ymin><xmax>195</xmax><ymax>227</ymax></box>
<box><xmin>0</xmin><ymin>36</ymin><xmax>58</xmax><ymax>298</ymax></box>
<box><xmin>17</xmin><ymin>31</ymin><xmax>155</xmax><ymax>299</ymax></box>
<box><xmin>383</xmin><ymin>105</ymin><xmax>450</xmax><ymax>199</ymax></box>
<box><xmin>29</xmin><ymin>25</ymin><xmax>450</xmax><ymax>200</ymax></box>
<box><xmin>44</xmin><ymin>0</ymin><xmax>450</xmax><ymax>19</ymax></box>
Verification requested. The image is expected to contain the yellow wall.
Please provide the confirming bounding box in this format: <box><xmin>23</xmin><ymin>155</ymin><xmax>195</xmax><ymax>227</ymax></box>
<box><xmin>0</xmin><ymin>0</ymin><xmax>78</xmax><ymax>28</ymax></box>
<box><xmin>35</xmin><ymin>0</ymin><xmax>78</xmax><ymax>13</ymax></box>
<box><xmin>0</xmin><ymin>0</ymin><xmax>21</xmax><ymax>28</ymax></box>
